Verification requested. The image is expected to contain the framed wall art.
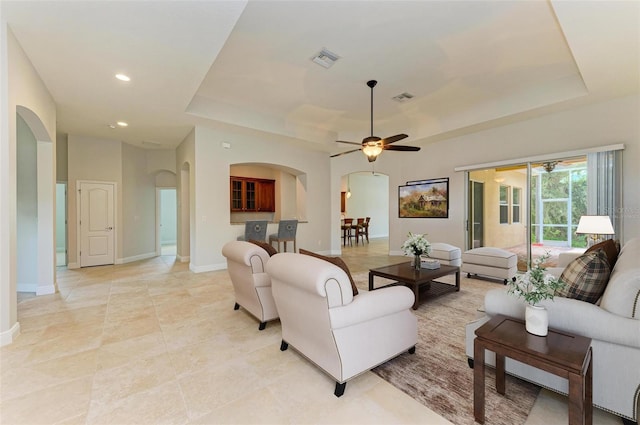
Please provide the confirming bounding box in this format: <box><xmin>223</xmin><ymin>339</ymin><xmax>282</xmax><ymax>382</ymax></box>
<box><xmin>398</xmin><ymin>177</ymin><xmax>449</xmax><ymax>218</ymax></box>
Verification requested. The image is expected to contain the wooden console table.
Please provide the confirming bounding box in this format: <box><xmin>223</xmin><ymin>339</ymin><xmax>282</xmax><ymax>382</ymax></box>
<box><xmin>474</xmin><ymin>315</ymin><xmax>592</xmax><ymax>425</ymax></box>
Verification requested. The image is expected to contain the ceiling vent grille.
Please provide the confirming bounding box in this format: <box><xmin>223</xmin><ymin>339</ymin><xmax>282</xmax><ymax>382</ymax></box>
<box><xmin>311</xmin><ymin>48</ymin><xmax>340</xmax><ymax>69</ymax></box>
<box><xmin>392</xmin><ymin>92</ymin><xmax>415</xmax><ymax>102</ymax></box>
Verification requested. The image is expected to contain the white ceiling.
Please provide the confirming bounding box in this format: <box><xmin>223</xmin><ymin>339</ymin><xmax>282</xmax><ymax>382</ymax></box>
<box><xmin>3</xmin><ymin>1</ymin><xmax>639</xmax><ymax>155</ymax></box>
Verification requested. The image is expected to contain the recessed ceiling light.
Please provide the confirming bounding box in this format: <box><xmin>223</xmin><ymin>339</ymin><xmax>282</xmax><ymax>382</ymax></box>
<box><xmin>115</xmin><ymin>73</ymin><xmax>130</xmax><ymax>82</ymax></box>
<box><xmin>117</xmin><ymin>121</ymin><xmax>128</xmax><ymax>127</ymax></box>
<box><xmin>108</xmin><ymin>124</ymin><xmax>116</xmax><ymax>129</ymax></box>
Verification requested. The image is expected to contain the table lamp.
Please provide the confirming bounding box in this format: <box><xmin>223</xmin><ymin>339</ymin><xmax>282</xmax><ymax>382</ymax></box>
<box><xmin>576</xmin><ymin>215</ymin><xmax>614</xmax><ymax>247</ymax></box>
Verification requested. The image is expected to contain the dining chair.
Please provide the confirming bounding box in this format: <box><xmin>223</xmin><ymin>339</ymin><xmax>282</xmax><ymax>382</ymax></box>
<box><xmin>362</xmin><ymin>217</ymin><xmax>371</xmax><ymax>243</ymax></box>
<box><xmin>342</xmin><ymin>218</ymin><xmax>354</xmax><ymax>246</ymax></box>
<box><xmin>268</xmin><ymin>219</ymin><xmax>298</xmax><ymax>252</ymax></box>
<box><xmin>237</xmin><ymin>220</ymin><xmax>268</xmax><ymax>242</ymax></box>
<box><xmin>352</xmin><ymin>218</ymin><xmax>365</xmax><ymax>245</ymax></box>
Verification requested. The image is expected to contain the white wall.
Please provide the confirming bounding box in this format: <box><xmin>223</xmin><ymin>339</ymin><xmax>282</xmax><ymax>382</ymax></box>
<box><xmin>67</xmin><ymin>135</ymin><xmax>122</xmax><ymax>267</ymax></box>
<box><xmin>16</xmin><ymin>114</ymin><xmax>38</xmax><ymax>287</ymax></box>
<box><xmin>160</xmin><ymin>189</ymin><xmax>177</xmax><ymax>245</ymax></box>
<box><xmin>122</xmin><ymin>143</ymin><xmax>156</xmax><ymax>260</ymax></box>
<box><xmin>331</xmin><ymin>95</ymin><xmax>639</xmax><ymax>255</ymax></box>
<box><xmin>176</xmin><ymin>129</ymin><xmax>195</xmax><ymax>262</ymax></box>
<box><xmin>56</xmin><ymin>134</ymin><xmax>67</xmax><ymax>181</ymax></box>
<box><xmin>1</xmin><ymin>25</ymin><xmax>57</xmax><ymax>344</ymax></box>
<box><xmin>182</xmin><ymin>123</ymin><xmax>330</xmax><ymax>272</ymax></box>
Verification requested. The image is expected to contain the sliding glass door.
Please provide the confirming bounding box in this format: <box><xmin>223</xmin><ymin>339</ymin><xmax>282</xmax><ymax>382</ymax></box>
<box><xmin>467</xmin><ymin>155</ymin><xmax>591</xmax><ymax>269</ymax></box>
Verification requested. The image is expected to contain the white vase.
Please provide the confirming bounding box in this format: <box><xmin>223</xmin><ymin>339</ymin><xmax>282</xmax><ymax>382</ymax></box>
<box><xmin>525</xmin><ymin>304</ymin><xmax>548</xmax><ymax>336</ymax></box>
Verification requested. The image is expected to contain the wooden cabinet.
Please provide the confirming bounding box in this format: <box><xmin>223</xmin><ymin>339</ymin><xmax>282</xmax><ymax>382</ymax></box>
<box><xmin>230</xmin><ymin>177</ymin><xmax>275</xmax><ymax>212</ymax></box>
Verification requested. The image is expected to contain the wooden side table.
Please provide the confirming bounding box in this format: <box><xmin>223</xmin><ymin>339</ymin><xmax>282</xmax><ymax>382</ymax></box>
<box><xmin>474</xmin><ymin>315</ymin><xmax>592</xmax><ymax>425</ymax></box>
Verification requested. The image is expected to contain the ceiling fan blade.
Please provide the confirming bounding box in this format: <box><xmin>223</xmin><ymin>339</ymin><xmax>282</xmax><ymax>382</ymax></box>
<box><xmin>336</xmin><ymin>140</ymin><xmax>362</xmax><ymax>146</ymax></box>
<box><xmin>383</xmin><ymin>145</ymin><xmax>420</xmax><ymax>152</ymax></box>
<box><xmin>381</xmin><ymin>134</ymin><xmax>408</xmax><ymax>145</ymax></box>
<box><xmin>330</xmin><ymin>148</ymin><xmax>361</xmax><ymax>158</ymax></box>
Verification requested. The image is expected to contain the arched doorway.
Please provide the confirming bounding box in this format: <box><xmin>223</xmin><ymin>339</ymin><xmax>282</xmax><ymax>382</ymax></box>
<box><xmin>177</xmin><ymin>162</ymin><xmax>191</xmax><ymax>263</ymax></box>
<box><xmin>16</xmin><ymin>106</ymin><xmax>55</xmax><ymax>295</ymax></box>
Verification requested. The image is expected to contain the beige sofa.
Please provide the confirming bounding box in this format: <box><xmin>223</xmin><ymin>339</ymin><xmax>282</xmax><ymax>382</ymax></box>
<box><xmin>266</xmin><ymin>252</ymin><xmax>417</xmax><ymax>397</ymax></box>
<box><xmin>222</xmin><ymin>241</ymin><xmax>279</xmax><ymax>330</ymax></box>
<box><xmin>466</xmin><ymin>237</ymin><xmax>640</xmax><ymax>423</ymax></box>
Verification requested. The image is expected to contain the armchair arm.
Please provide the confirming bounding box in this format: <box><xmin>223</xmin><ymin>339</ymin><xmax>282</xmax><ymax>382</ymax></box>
<box><xmin>329</xmin><ymin>286</ymin><xmax>414</xmax><ymax>329</ymax></box>
<box><xmin>485</xmin><ymin>288</ymin><xmax>640</xmax><ymax>348</ymax></box>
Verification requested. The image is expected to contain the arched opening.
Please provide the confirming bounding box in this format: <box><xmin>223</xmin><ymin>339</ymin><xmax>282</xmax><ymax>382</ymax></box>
<box><xmin>155</xmin><ymin>170</ymin><xmax>177</xmax><ymax>257</ymax></box>
<box><xmin>16</xmin><ymin>106</ymin><xmax>55</xmax><ymax>295</ymax></box>
<box><xmin>177</xmin><ymin>162</ymin><xmax>191</xmax><ymax>263</ymax></box>
<box><xmin>340</xmin><ymin>171</ymin><xmax>390</xmax><ymax>249</ymax></box>
<box><xmin>229</xmin><ymin>162</ymin><xmax>307</xmax><ymax>224</ymax></box>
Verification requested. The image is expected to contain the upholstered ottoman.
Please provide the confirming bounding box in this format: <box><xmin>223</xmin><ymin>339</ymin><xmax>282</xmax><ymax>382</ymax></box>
<box><xmin>429</xmin><ymin>243</ymin><xmax>462</xmax><ymax>267</ymax></box>
<box><xmin>461</xmin><ymin>247</ymin><xmax>517</xmax><ymax>284</ymax></box>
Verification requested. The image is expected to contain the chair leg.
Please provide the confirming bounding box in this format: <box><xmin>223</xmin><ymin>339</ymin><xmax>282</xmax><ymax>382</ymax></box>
<box><xmin>258</xmin><ymin>322</ymin><xmax>266</xmax><ymax>330</ymax></box>
<box><xmin>280</xmin><ymin>340</ymin><xmax>289</xmax><ymax>351</ymax></box>
<box><xmin>334</xmin><ymin>382</ymin><xmax>346</xmax><ymax>397</ymax></box>
<box><xmin>234</xmin><ymin>302</ymin><xmax>240</xmax><ymax>310</ymax></box>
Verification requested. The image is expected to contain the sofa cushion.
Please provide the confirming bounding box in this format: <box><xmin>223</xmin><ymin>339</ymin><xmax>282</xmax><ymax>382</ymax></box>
<box><xmin>249</xmin><ymin>239</ymin><xmax>278</xmax><ymax>257</ymax></box>
<box><xmin>585</xmin><ymin>239</ymin><xmax>618</xmax><ymax>270</ymax></box>
<box><xmin>600</xmin><ymin>237</ymin><xmax>640</xmax><ymax>319</ymax></box>
<box><xmin>556</xmin><ymin>249</ymin><xmax>611</xmax><ymax>304</ymax></box>
<box><xmin>299</xmin><ymin>249</ymin><xmax>358</xmax><ymax>296</ymax></box>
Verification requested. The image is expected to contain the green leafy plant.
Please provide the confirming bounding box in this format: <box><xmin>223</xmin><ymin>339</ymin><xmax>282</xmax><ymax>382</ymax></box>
<box><xmin>507</xmin><ymin>253</ymin><xmax>565</xmax><ymax>306</ymax></box>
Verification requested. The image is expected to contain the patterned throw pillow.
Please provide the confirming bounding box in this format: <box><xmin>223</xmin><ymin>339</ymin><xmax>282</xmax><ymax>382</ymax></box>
<box><xmin>248</xmin><ymin>239</ymin><xmax>278</xmax><ymax>257</ymax></box>
<box><xmin>299</xmin><ymin>249</ymin><xmax>359</xmax><ymax>296</ymax></box>
<box><xmin>585</xmin><ymin>239</ymin><xmax>619</xmax><ymax>270</ymax></box>
<box><xmin>556</xmin><ymin>249</ymin><xmax>611</xmax><ymax>303</ymax></box>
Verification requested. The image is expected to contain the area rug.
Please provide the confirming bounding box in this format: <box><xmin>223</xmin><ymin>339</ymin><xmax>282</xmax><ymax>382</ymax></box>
<box><xmin>352</xmin><ymin>272</ymin><xmax>540</xmax><ymax>425</ymax></box>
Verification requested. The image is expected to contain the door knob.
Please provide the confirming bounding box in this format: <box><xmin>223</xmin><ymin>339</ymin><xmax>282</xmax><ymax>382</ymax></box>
<box><xmin>106</xmin><ymin>226</ymin><xmax>113</xmax><ymax>231</ymax></box>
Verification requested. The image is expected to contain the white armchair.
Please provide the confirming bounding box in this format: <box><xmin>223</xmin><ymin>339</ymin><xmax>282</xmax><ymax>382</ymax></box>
<box><xmin>222</xmin><ymin>241</ymin><xmax>278</xmax><ymax>330</ymax></box>
<box><xmin>265</xmin><ymin>252</ymin><xmax>417</xmax><ymax>397</ymax></box>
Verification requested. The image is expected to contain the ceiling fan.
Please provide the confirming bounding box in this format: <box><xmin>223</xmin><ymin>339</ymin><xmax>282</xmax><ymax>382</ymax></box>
<box><xmin>331</xmin><ymin>80</ymin><xmax>420</xmax><ymax>162</ymax></box>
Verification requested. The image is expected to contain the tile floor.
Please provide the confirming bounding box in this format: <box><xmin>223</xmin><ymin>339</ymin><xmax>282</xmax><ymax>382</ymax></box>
<box><xmin>1</xmin><ymin>238</ymin><xmax>621</xmax><ymax>424</ymax></box>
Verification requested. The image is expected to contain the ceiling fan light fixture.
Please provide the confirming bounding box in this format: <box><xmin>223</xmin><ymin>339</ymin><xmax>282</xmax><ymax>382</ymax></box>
<box><xmin>362</xmin><ymin>142</ymin><xmax>383</xmax><ymax>162</ymax></box>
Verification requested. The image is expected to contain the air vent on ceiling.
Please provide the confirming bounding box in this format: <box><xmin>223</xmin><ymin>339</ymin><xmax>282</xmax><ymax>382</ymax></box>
<box><xmin>392</xmin><ymin>92</ymin><xmax>415</xmax><ymax>103</ymax></box>
<box><xmin>311</xmin><ymin>48</ymin><xmax>340</xmax><ymax>69</ymax></box>
<box><xmin>142</xmin><ymin>140</ymin><xmax>162</xmax><ymax>147</ymax></box>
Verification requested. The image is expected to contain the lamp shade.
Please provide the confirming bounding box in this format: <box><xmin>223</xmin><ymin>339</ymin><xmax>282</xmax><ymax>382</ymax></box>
<box><xmin>576</xmin><ymin>215</ymin><xmax>614</xmax><ymax>235</ymax></box>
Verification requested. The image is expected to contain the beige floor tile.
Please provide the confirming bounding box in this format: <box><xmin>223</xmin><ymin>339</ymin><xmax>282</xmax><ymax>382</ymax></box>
<box><xmin>87</xmin><ymin>380</ymin><xmax>188</xmax><ymax>425</ymax></box>
<box><xmin>0</xmin><ymin>376</ymin><xmax>93</xmax><ymax>424</ymax></box>
<box><xmin>178</xmin><ymin>358</ymin><xmax>263</xmax><ymax>419</ymax></box>
<box><xmin>3</xmin><ymin>239</ymin><xmax>620</xmax><ymax>425</ymax></box>
<box><xmin>90</xmin><ymin>352</ymin><xmax>176</xmax><ymax>409</ymax></box>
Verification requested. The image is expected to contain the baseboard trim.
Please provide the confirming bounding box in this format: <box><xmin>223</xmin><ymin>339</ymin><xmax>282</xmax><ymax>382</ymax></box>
<box><xmin>0</xmin><ymin>322</ymin><xmax>20</xmax><ymax>347</ymax></box>
<box><xmin>36</xmin><ymin>284</ymin><xmax>56</xmax><ymax>296</ymax></box>
<box><xmin>189</xmin><ymin>262</ymin><xmax>226</xmax><ymax>273</ymax></box>
<box><xmin>67</xmin><ymin>262</ymin><xmax>79</xmax><ymax>269</ymax></box>
<box><xmin>115</xmin><ymin>252</ymin><xmax>156</xmax><ymax>265</ymax></box>
<box><xmin>177</xmin><ymin>255</ymin><xmax>190</xmax><ymax>263</ymax></box>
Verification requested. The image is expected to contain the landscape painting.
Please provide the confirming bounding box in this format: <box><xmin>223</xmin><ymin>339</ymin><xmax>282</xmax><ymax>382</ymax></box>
<box><xmin>399</xmin><ymin>178</ymin><xmax>449</xmax><ymax>218</ymax></box>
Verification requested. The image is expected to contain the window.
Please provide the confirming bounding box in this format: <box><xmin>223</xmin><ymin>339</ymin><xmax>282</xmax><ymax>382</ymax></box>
<box><xmin>512</xmin><ymin>187</ymin><xmax>521</xmax><ymax>223</ymax></box>
<box><xmin>499</xmin><ymin>185</ymin><xmax>509</xmax><ymax>224</ymax></box>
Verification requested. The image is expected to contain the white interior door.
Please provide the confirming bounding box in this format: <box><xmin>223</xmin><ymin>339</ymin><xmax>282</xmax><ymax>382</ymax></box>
<box><xmin>79</xmin><ymin>182</ymin><xmax>115</xmax><ymax>267</ymax></box>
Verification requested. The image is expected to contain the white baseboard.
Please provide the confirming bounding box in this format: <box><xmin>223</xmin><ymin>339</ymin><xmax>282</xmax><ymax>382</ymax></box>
<box><xmin>0</xmin><ymin>322</ymin><xmax>20</xmax><ymax>347</ymax></box>
<box><xmin>177</xmin><ymin>255</ymin><xmax>189</xmax><ymax>263</ymax></box>
<box><xmin>67</xmin><ymin>262</ymin><xmax>79</xmax><ymax>269</ymax></box>
<box><xmin>115</xmin><ymin>252</ymin><xmax>156</xmax><ymax>265</ymax></box>
<box><xmin>189</xmin><ymin>262</ymin><xmax>226</xmax><ymax>273</ymax></box>
<box><xmin>36</xmin><ymin>284</ymin><xmax>56</xmax><ymax>296</ymax></box>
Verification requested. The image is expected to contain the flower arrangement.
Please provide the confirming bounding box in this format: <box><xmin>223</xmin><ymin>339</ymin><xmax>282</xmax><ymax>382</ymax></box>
<box><xmin>508</xmin><ymin>253</ymin><xmax>565</xmax><ymax>306</ymax></box>
<box><xmin>401</xmin><ymin>232</ymin><xmax>431</xmax><ymax>257</ymax></box>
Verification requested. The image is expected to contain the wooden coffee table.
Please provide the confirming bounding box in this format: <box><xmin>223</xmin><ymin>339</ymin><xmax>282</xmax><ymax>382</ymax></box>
<box><xmin>474</xmin><ymin>314</ymin><xmax>592</xmax><ymax>425</ymax></box>
<box><xmin>368</xmin><ymin>262</ymin><xmax>460</xmax><ymax>310</ymax></box>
